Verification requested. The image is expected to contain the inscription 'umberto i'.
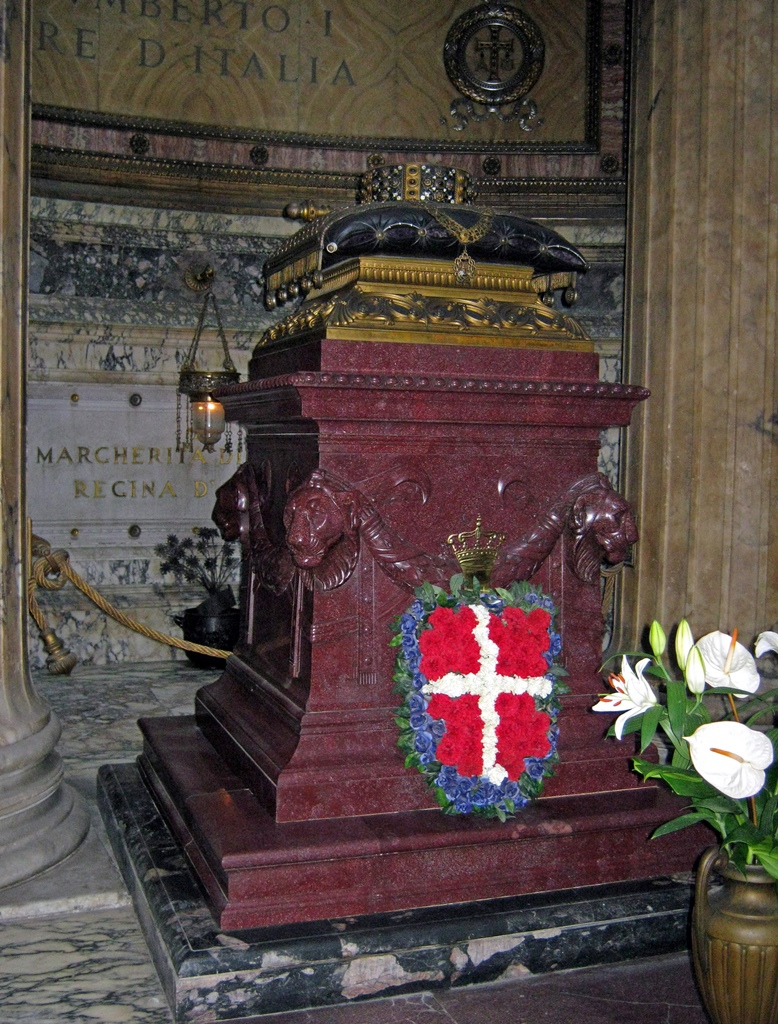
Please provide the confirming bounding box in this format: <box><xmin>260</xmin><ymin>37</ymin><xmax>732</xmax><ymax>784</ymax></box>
<box><xmin>38</xmin><ymin>2</ymin><xmax>356</xmax><ymax>85</ymax></box>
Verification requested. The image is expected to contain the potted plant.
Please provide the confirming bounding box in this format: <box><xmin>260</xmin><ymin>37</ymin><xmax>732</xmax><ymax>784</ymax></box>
<box><xmin>593</xmin><ymin>622</ymin><xmax>778</xmax><ymax>1024</ymax></box>
<box><xmin>155</xmin><ymin>527</ymin><xmax>240</xmax><ymax>669</ymax></box>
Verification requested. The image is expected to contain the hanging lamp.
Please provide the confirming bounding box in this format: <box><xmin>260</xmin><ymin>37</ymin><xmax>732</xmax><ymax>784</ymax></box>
<box><xmin>176</xmin><ymin>264</ymin><xmax>240</xmax><ymax>453</ymax></box>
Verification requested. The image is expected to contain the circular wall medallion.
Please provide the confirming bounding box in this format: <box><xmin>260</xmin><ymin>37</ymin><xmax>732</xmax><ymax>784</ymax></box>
<box><xmin>129</xmin><ymin>133</ymin><xmax>150</xmax><ymax>156</ymax></box>
<box><xmin>443</xmin><ymin>3</ymin><xmax>545</xmax><ymax>106</ymax></box>
<box><xmin>249</xmin><ymin>145</ymin><xmax>269</xmax><ymax>166</ymax></box>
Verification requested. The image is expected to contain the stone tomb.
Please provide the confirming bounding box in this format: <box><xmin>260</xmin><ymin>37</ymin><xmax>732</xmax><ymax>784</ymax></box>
<box><xmin>107</xmin><ymin>192</ymin><xmax>706</xmax><ymax>947</ymax></box>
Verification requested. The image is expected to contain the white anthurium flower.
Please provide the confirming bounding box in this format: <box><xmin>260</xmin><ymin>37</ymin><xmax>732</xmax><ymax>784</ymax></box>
<box><xmin>675</xmin><ymin>619</ymin><xmax>695</xmax><ymax>671</ymax></box>
<box><xmin>592</xmin><ymin>656</ymin><xmax>659</xmax><ymax>740</ymax></box>
<box><xmin>696</xmin><ymin>630</ymin><xmax>760</xmax><ymax>694</ymax></box>
<box><xmin>756</xmin><ymin>631</ymin><xmax>778</xmax><ymax>659</ymax></box>
<box><xmin>685</xmin><ymin>721</ymin><xmax>774</xmax><ymax>800</ymax></box>
<box><xmin>684</xmin><ymin>644</ymin><xmax>707</xmax><ymax>694</ymax></box>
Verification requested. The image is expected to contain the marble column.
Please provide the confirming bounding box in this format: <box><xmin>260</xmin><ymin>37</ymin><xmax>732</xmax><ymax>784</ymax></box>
<box><xmin>0</xmin><ymin>0</ymin><xmax>89</xmax><ymax>887</ymax></box>
<box><xmin>622</xmin><ymin>0</ymin><xmax>778</xmax><ymax>643</ymax></box>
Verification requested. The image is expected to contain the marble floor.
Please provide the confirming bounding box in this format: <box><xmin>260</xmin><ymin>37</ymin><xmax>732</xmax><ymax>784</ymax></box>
<box><xmin>1</xmin><ymin>661</ymin><xmax>712</xmax><ymax>1024</ymax></box>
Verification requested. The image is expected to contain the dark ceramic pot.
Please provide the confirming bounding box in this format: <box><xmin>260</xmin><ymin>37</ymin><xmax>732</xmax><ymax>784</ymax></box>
<box><xmin>174</xmin><ymin>605</ymin><xmax>240</xmax><ymax>669</ymax></box>
<box><xmin>693</xmin><ymin>845</ymin><xmax>778</xmax><ymax>1024</ymax></box>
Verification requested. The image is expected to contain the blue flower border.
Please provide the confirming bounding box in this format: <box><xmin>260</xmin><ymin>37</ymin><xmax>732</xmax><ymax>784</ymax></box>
<box><xmin>391</xmin><ymin>575</ymin><xmax>567</xmax><ymax>821</ymax></box>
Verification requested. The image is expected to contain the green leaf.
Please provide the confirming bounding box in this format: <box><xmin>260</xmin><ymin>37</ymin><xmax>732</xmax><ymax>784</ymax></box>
<box><xmin>744</xmin><ymin>703</ymin><xmax>778</xmax><ymax>727</ymax></box>
<box><xmin>449</xmin><ymin>574</ymin><xmax>464</xmax><ymax>597</ymax></box>
<box><xmin>751</xmin><ymin>841</ymin><xmax>778</xmax><ymax>879</ymax></box>
<box><xmin>691</xmin><ymin>795</ymin><xmax>744</xmax><ymax>816</ymax></box>
<box><xmin>726</xmin><ymin>844</ymin><xmax>749</xmax><ymax>876</ymax></box>
<box><xmin>632</xmin><ymin>759</ymin><xmax>720</xmax><ymax>798</ymax></box>
<box><xmin>693</xmin><ymin>702</ymin><xmax>712</xmax><ymax>726</ymax></box>
<box><xmin>723</xmin><ymin>821</ymin><xmax>761</xmax><ymax>847</ymax></box>
<box><xmin>668</xmin><ymin>746</ymin><xmax>691</xmax><ymax>769</ymax></box>
<box><xmin>665</xmin><ymin>679</ymin><xmax>687</xmax><ymax>744</ymax></box>
<box><xmin>644</xmin><ymin>663</ymin><xmax>670</xmax><ymax>682</ymax></box>
<box><xmin>434</xmin><ymin>788</ymin><xmax>450</xmax><ymax>809</ymax></box>
<box><xmin>652</xmin><ymin>812</ymin><xmax>717</xmax><ymax>838</ymax></box>
<box><xmin>684</xmin><ymin>707</ymin><xmax>710</xmax><ymax>735</ymax></box>
<box><xmin>618</xmin><ymin>713</ymin><xmax>645</xmax><ymax>737</ymax></box>
<box><xmin>754</xmin><ymin>791</ymin><xmax>778</xmax><ymax>837</ymax></box>
<box><xmin>706</xmin><ymin>685</ymin><xmax>770</xmax><ymax>699</ymax></box>
<box><xmin>640</xmin><ymin>705</ymin><xmax>664</xmax><ymax>752</ymax></box>
<box><xmin>659</xmin><ymin>718</ymin><xmax>691</xmax><ymax>767</ymax></box>
<box><xmin>388</xmin><ymin>634</ymin><xmax>403</xmax><ymax>647</ymax></box>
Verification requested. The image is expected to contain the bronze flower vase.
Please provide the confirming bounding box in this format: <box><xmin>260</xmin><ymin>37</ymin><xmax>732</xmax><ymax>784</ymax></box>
<box><xmin>693</xmin><ymin>846</ymin><xmax>778</xmax><ymax>1024</ymax></box>
<box><xmin>173</xmin><ymin>587</ymin><xmax>239</xmax><ymax>669</ymax></box>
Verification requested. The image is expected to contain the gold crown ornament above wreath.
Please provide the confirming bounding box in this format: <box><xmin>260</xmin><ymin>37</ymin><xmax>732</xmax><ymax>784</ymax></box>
<box><xmin>447</xmin><ymin>515</ymin><xmax>506</xmax><ymax>584</ymax></box>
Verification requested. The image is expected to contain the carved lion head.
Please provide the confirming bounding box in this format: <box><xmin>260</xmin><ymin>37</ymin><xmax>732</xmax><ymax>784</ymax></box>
<box><xmin>569</xmin><ymin>474</ymin><xmax>639</xmax><ymax>584</ymax></box>
<box><xmin>283</xmin><ymin>470</ymin><xmax>364</xmax><ymax>589</ymax></box>
<box><xmin>212</xmin><ymin>461</ymin><xmax>270</xmax><ymax>555</ymax></box>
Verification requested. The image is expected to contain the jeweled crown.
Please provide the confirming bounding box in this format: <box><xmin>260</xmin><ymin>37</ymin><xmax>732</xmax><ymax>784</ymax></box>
<box><xmin>447</xmin><ymin>516</ymin><xmax>506</xmax><ymax>584</ymax></box>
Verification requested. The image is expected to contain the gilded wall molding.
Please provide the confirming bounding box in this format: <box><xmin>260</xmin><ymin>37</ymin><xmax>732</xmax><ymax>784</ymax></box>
<box><xmin>31</xmin><ymin>145</ymin><xmax>360</xmax><ymax>190</ymax></box>
<box><xmin>31</xmin><ymin>144</ymin><xmax>628</xmax><ymax>215</ymax></box>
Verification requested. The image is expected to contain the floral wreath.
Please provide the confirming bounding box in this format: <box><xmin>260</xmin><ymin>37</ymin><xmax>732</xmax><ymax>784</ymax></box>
<box><xmin>392</xmin><ymin>575</ymin><xmax>567</xmax><ymax>820</ymax></box>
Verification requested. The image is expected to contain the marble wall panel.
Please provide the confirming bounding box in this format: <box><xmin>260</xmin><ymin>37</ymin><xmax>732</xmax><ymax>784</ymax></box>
<box><xmin>29</xmin><ymin>197</ymin><xmax>295</xmax><ymax>329</ymax></box>
<box><xmin>27</xmin><ymin>583</ymin><xmax>211</xmax><ymax>669</ymax></box>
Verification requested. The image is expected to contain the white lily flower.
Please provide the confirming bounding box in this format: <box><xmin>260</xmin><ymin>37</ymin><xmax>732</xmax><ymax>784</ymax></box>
<box><xmin>684</xmin><ymin>644</ymin><xmax>707</xmax><ymax>694</ymax></box>
<box><xmin>696</xmin><ymin>630</ymin><xmax>760</xmax><ymax>694</ymax></box>
<box><xmin>685</xmin><ymin>721</ymin><xmax>774</xmax><ymax>799</ymax></box>
<box><xmin>756</xmin><ymin>631</ymin><xmax>778</xmax><ymax>659</ymax></box>
<box><xmin>593</xmin><ymin>656</ymin><xmax>658</xmax><ymax>740</ymax></box>
<box><xmin>675</xmin><ymin>619</ymin><xmax>695</xmax><ymax>671</ymax></box>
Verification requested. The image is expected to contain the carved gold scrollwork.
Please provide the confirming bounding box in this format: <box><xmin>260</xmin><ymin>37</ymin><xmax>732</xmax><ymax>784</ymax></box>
<box><xmin>259</xmin><ymin>286</ymin><xmax>590</xmax><ymax>346</ymax></box>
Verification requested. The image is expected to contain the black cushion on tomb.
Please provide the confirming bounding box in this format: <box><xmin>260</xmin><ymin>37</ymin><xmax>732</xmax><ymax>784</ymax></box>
<box><xmin>319</xmin><ymin>203</ymin><xmax>587</xmax><ymax>274</ymax></box>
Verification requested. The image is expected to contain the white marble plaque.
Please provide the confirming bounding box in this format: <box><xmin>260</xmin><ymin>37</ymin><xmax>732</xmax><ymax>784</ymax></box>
<box><xmin>27</xmin><ymin>382</ymin><xmax>244</xmax><ymax>549</ymax></box>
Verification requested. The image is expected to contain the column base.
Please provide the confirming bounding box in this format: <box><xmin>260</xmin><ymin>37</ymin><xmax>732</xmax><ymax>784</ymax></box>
<box><xmin>0</xmin><ymin>712</ymin><xmax>90</xmax><ymax>888</ymax></box>
<box><xmin>0</xmin><ymin>779</ymin><xmax>90</xmax><ymax>889</ymax></box>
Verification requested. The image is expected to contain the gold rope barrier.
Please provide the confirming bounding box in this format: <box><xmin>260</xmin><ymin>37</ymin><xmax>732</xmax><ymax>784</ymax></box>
<box><xmin>29</xmin><ymin>542</ymin><xmax>230</xmax><ymax>674</ymax></box>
